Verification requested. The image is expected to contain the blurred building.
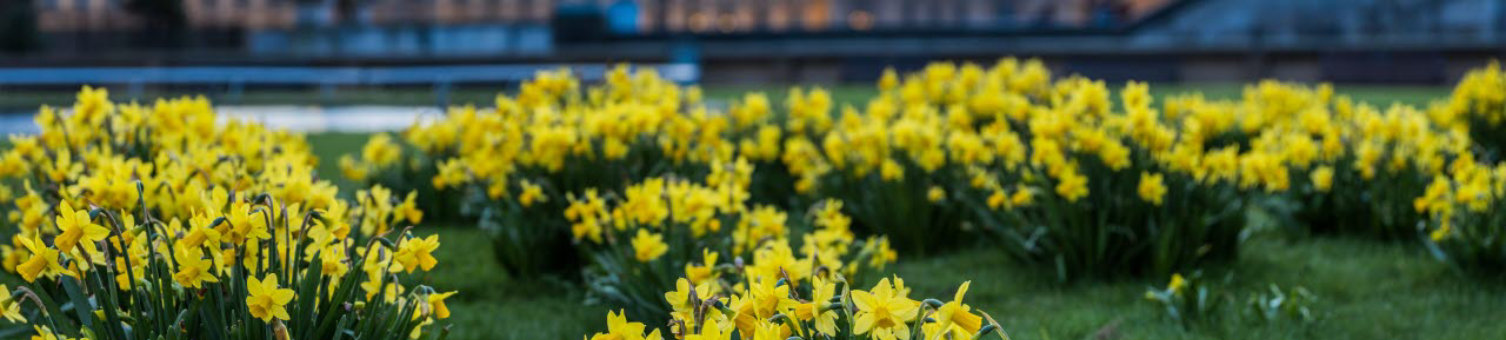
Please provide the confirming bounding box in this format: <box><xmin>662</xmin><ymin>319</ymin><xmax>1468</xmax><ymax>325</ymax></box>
<box><xmin>30</xmin><ymin>0</ymin><xmax>1169</xmax><ymax>32</ymax></box>
<box><xmin>10</xmin><ymin>0</ymin><xmax>1506</xmax><ymax>85</ymax></box>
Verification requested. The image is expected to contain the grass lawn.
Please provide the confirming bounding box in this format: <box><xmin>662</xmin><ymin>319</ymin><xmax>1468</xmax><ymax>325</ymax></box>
<box><xmin>416</xmin><ymin>226</ymin><xmax>1506</xmax><ymax>340</ymax></box>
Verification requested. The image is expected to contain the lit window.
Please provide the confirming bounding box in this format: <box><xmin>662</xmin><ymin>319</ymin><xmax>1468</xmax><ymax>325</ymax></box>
<box><xmin>848</xmin><ymin>10</ymin><xmax>873</xmax><ymax>31</ymax></box>
<box><xmin>802</xmin><ymin>0</ymin><xmax>829</xmax><ymax>31</ymax></box>
<box><xmin>768</xmin><ymin>1</ymin><xmax>789</xmax><ymax>31</ymax></box>
<box><xmin>717</xmin><ymin>13</ymin><xmax>736</xmax><ymax>33</ymax></box>
<box><xmin>689</xmin><ymin>11</ymin><xmax>712</xmax><ymax>32</ymax></box>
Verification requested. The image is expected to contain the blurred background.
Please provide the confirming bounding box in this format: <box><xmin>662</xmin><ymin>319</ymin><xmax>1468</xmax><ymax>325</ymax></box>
<box><xmin>0</xmin><ymin>0</ymin><xmax>1502</xmax><ymax>132</ymax></box>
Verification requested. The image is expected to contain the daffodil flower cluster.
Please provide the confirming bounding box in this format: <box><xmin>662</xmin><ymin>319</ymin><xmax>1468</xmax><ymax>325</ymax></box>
<box><xmin>1414</xmin><ymin>153</ymin><xmax>1506</xmax><ymax>272</ymax></box>
<box><xmin>329</xmin><ymin>60</ymin><xmax>1506</xmax><ymax>284</ymax></box>
<box><xmin>567</xmin><ymin>165</ymin><xmax>898</xmax><ymax>325</ymax></box>
<box><xmin>1234</xmin><ymin>82</ymin><xmax>1471</xmax><ymax>238</ymax></box>
<box><xmin>0</xmin><ymin>88</ymin><xmax>455</xmax><ymax>340</ymax></box>
<box><xmin>587</xmin><ymin>275</ymin><xmax>1007</xmax><ymax>340</ymax></box>
<box><xmin>338</xmin><ymin>131</ymin><xmax>469</xmax><ymax>225</ymax></box>
<box><xmin>801</xmin><ymin>63</ymin><xmax>1257</xmax><ymax>280</ymax></box>
<box><xmin>875</xmin><ymin>62</ymin><xmax>1469</xmax><ymax>279</ymax></box>
<box><xmin>343</xmin><ymin>66</ymin><xmax>777</xmax><ymax>277</ymax></box>
<box><xmin>1442</xmin><ymin>61</ymin><xmax>1506</xmax><ymax>156</ymax></box>
<box><xmin>1400</xmin><ymin>61</ymin><xmax>1506</xmax><ymax>274</ymax></box>
<box><xmin>771</xmin><ymin>61</ymin><xmax>1055</xmax><ymax>254</ymax></box>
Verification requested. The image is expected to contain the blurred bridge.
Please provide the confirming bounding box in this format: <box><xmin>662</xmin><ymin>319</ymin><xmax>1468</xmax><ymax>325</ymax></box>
<box><xmin>0</xmin><ymin>63</ymin><xmax>699</xmax><ymax>105</ymax></box>
<box><xmin>5</xmin><ymin>0</ymin><xmax>1505</xmax><ymax>84</ymax></box>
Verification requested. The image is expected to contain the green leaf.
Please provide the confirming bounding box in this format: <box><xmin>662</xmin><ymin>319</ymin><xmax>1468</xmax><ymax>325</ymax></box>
<box><xmin>60</xmin><ymin>276</ymin><xmax>96</xmax><ymax>331</ymax></box>
<box><xmin>293</xmin><ymin>251</ymin><xmax>324</xmax><ymax>340</ymax></box>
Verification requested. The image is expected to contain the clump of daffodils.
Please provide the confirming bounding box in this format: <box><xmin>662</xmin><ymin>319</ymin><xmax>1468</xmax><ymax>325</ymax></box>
<box><xmin>1408</xmin><ymin>60</ymin><xmax>1506</xmax><ymax>275</ymax></box>
<box><xmin>1219</xmin><ymin>81</ymin><xmax>1469</xmax><ymax>238</ymax></box>
<box><xmin>586</xmin><ymin>275</ymin><xmax>1007</xmax><ymax>340</ymax></box>
<box><xmin>1416</xmin><ymin>153</ymin><xmax>1506</xmax><ymax>274</ymax></box>
<box><xmin>567</xmin><ymin>163</ymin><xmax>897</xmax><ymax>324</ymax></box>
<box><xmin>1442</xmin><ymin>61</ymin><xmax>1506</xmax><ymax>158</ymax></box>
<box><xmin>908</xmin><ymin>60</ymin><xmax>1470</xmax><ymax>279</ymax></box>
<box><xmin>931</xmin><ymin>72</ymin><xmax>1253</xmax><ymax>280</ymax></box>
<box><xmin>338</xmin><ymin>131</ymin><xmax>466</xmax><ymax>224</ymax></box>
<box><xmin>350</xmin><ymin>66</ymin><xmax>750</xmax><ymax>278</ymax></box>
<box><xmin>324</xmin><ymin>60</ymin><xmax>1506</xmax><ymax>286</ymax></box>
<box><xmin>775</xmin><ymin>60</ymin><xmax>1055</xmax><ymax>255</ymax></box>
<box><xmin>0</xmin><ymin>88</ymin><xmax>455</xmax><ymax>339</ymax></box>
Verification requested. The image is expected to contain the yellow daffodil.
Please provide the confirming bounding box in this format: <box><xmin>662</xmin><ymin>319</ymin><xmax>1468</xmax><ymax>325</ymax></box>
<box><xmin>519</xmin><ymin>180</ymin><xmax>547</xmax><ymax>207</ymax></box>
<box><xmin>246</xmin><ymin>273</ymin><xmax>295</xmax><ymax>323</ymax></box>
<box><xmin>986</xmin><ymin>189</ymin><xmax>1007</xmax><ymax>210</ymax></box>
<box><xmin>751</xmin><ymin>321</ymin><xmax>787</xmax><ymax>340</ymax></box>
<box><xmin>588</xmin><ymin>310</ymin><xmax>663</xmax><ymax>340</ymax></box>
<box><xmin>172</xmin><ymin>247</ymin><xmax>218</xmax><ymax>289</ymax></box>
<box><xmin>426</xmin><ymin>291</ymin><xmax>458</xmax><ymax>319</ymax></box>
<box><xmin>1138</xmin><ymin>172</ymin><xmax>1168</xmax><ymax>206</ymax></box>
<box><xmin>631</xmin><ymin>229</ymin><xmax>669</xmax><ymax>262</ymax></box>
<box><xmin>31</xmin><ymin>326</ymin><xmax>75</xmax><ymax>340</ymax></box>
<box><xmin>794</xmin><ymin>276</ymin><xmax>839</xmax><ymax>335</ymax></box>
<box><xmin>927</xmin><ymin>186</ymin><xmax>946</xmax><ymax>203</ymax></box>
<box><xmin>16</xmin><ymin>236</ymin><xmax>60</xmax><ymax>282</ymax></box>
<box><xmin>0</xmin><ymin>284</ymin><xmax>25</xmax><ymax>323</ymax></box>
<box><xmin>932</xmin><ymin>281</ymin><xmax>984</xmax><ymax>336</ymax></box>
<box><xmin>683</xmin><ymin>318</ymin><xmax>731</xmax><ymax>340</ymax></box>
<box><xmin>665</xmin><ymin>278</ymin><xmax>718</xmax><ymax>328</ymax></box>
<box><xmin>395</xmin><ymin>234</ymin><xmax>441</xmax><ymax>273</ymax></box>
<box><xmin>395</xmin><ymin>192</ymin><xmax>424</xmax><ymax>225</ymax></box>
<box><xmin>851</xmin><ymin>277</ymin><xmax>919</xmax><ymax>340</ymax></box>
<box><xmin>1311</xmin><ymin>166</ymin><xmax>1335</xmax><ymax>192</ymax></box>
<box><xmin>53</xmin><ymin>201</ymin><xmax>109</xmax><ymax>252</ymax></box>
<box><xmin>1167</xmin><ymin>273</ymin><xmax>1187</xmax><ymax>295</ymax></box>
<box><xmin>1054</xmin><ymin>169</ymin><xmax>1089</xmax><ymax>203</ymax></box>
<box><xmin>684</xmin><ymin>249</ymin><xmax>719</xmax><ymax>285</ymax></box>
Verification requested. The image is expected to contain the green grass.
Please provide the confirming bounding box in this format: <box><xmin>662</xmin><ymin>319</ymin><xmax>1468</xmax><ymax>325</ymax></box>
<box><xmin>306</xmin><ymin>132</ymin><xmax>373</xmax><ymax>193</ymax></box>
<box><xmin>416</xmin><ymin>226</ymin><xmax>1506</xmax><ymax>340</ymax></box>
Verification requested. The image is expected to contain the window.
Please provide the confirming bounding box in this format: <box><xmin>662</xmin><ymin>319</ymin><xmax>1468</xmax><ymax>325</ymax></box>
<box><xmin>802</xmin><ymin>0</ymin><xmax>828</xmax><ymax>31</ymax></box>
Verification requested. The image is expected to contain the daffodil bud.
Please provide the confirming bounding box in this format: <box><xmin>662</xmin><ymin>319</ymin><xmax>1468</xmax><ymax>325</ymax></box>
<box><xmin>209</xmin><ymin>216</ymin><xmax>228</xmax><ymax>229</ymax></box>
<box><xmin>715</xmin><ymin>303</ymin><xmax>735</xmax><ymax>316</ymax></box>
<box><xmin>373</xmin><ymin>237</ymin><xmax>397</xmax><ymax>249</ymax></box>
<box><xmin>971</xmin><ymin>324</ymin><xmax>997</xmax><ymax>340</ymax></box>
<box><xmin>273</xmin><ymin>319</ymin><xmax>290</xmax><ymax>340</ymax></box>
